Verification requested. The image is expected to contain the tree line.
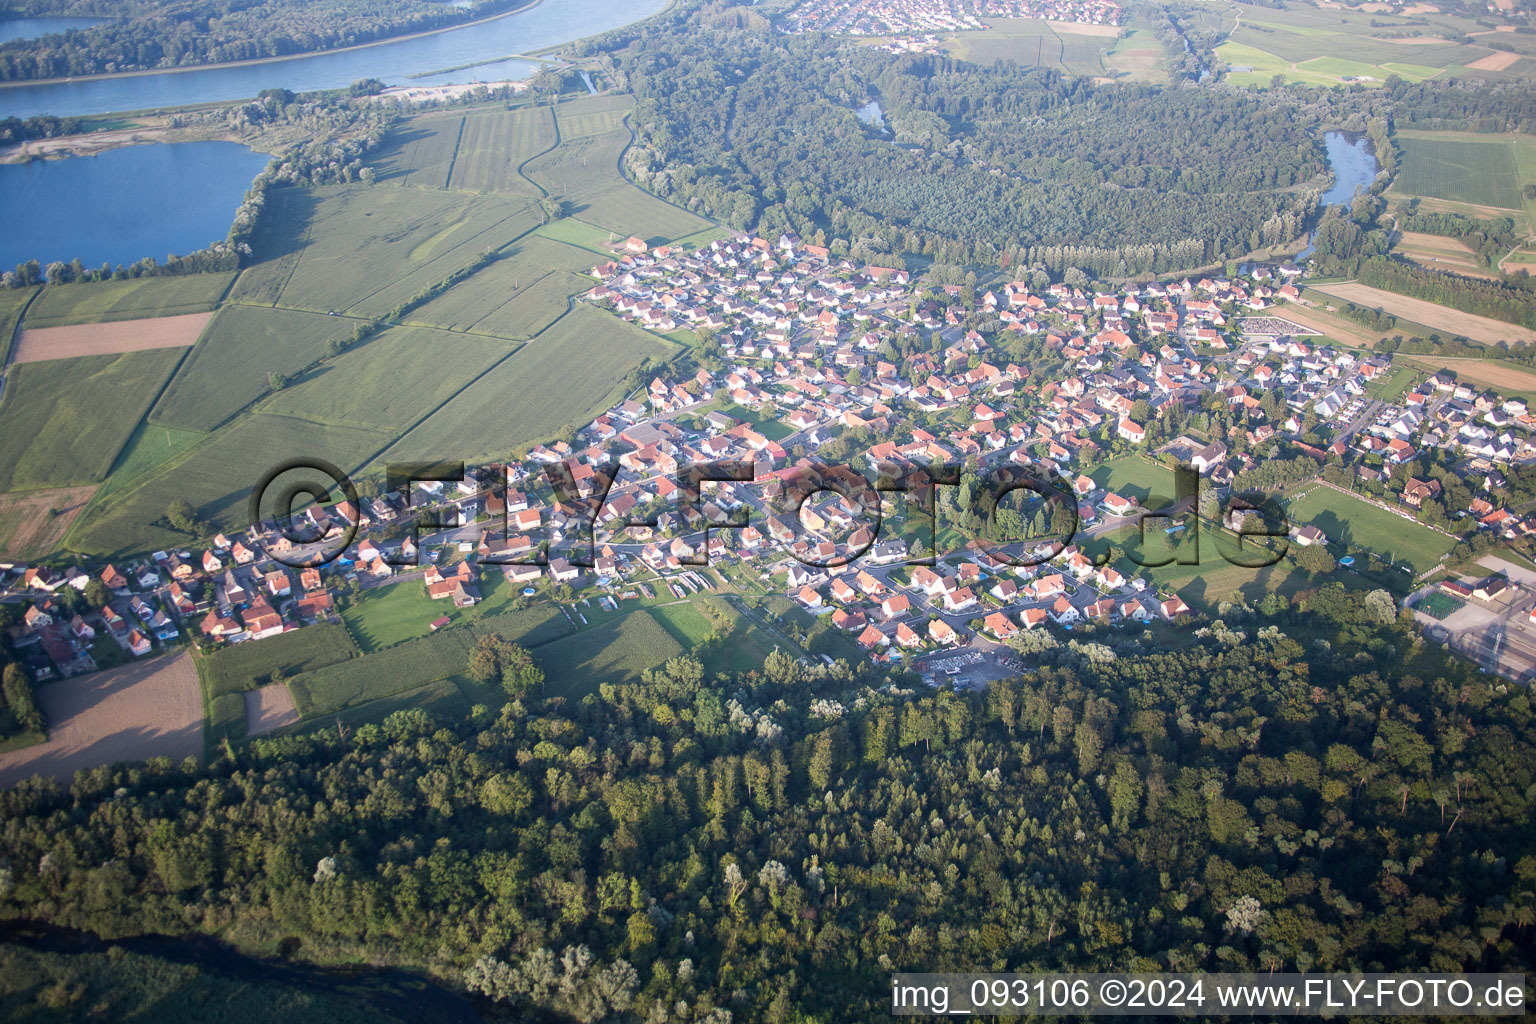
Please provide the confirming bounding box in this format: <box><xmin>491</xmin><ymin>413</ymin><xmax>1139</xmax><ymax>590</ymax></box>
<box><xmin>0</xmin><ymin>0</ymin><xmax>530</xmax><ymax>81</ymax></box>
<box><xmin>0</xmin><ymin>589</ymin><xmax>1532</xmax><ymax>1020</ymax></box>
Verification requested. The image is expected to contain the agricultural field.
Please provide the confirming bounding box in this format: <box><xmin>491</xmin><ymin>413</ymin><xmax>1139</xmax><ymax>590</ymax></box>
<box><xmin>573</xmin><ymin>186</ymin><xmax>713</xmax><ymax>243</ymax></box>
<box><xmin>287</xmin><ymin>627</ymin><xmax>478</xmax><ymax>716</ymax></box>
<box><xmin>201</xmin><ymin>623</ymin><xmax>358</xmax><ymax>698</ymax></box>
<box><xmin>555</xmin><ymin>95</ymin><xmax>633</xmax><ymax>138</ymax></box>
<box><xmin>534</xmin><ymin>217</ymin><xmax>624</xmax><ymax>255</ymax></box>
<box><xmin>20</xmin><ymin>274</ymin><xmax>233</xmax><ymax>328</ymax></box>
<box><xmin>67</xmin><ymin>412</ymin><xmax>393</xmax><ymax>556</ymax></box>
<box><xmin>1100</xmin><ymin>24</ymin><xmax>1169</xmax><ymax>83</ymax></box>
<box><xmin>944</xmin><ymin>18</ymin><xmax>1116</xmax><ymax>77</ymax></box>
<box><xmin>1403</xmin><ymin>355</ymin><xmax>1536</xmax><ymax>402</ymax></box>
<box><xmin>151</xmin><ymin>304</ymin><xmax>357</xmax><ymax>431</ymax></box>
<box><xmin>524</xmin><ymin>127</ymin><xmax>631</xmax><ymax>198</ymax></box>
<box><xmin>447</xmin><ymin>107</ymin><xmax>556</xmax><ymax>193</ymax></box>
<box><xmin>263</xmin><ymin>324</ymin><xmax>510</xmax><ymax>437</ymax></box>
<box><xmin>385</xmin><ymin>303</ymin><xmax>676</xmax><ymax>465</ymax></box>
<box><xmin>536</xmin><ymin>609</ymin><xmax>684</xmax><ymax>699</ymax></box>
<box><xmin>1394</xmin><ymin>135</ymin><xmax>1524</xmax><ymax>210</ymax></box>
<box><xmin>1284</xmin><ymin>486</ymin><xmax>1456</xmax><ymax>574</ymax></box>
<box><xmin>407</xmin><ymin>265</ymin><xmax>583</xmax><ymax>338</ymax></box>
<box><xmin>0</xmin><ymin>348</ymin><xmax>185</xmax><ymax>491</ymax></box>
<box><xmin>228</xmin><ymin>185</ymin><xmax>541</xmax><ymax>318</ymax></box>
<box><xmin>1391</xmin><ymin>231</ymin><xmax>1495</xmax><ymax>279</ymax></box>
<box><xmin>371</xmin><ymin>110</ymin><xmax>466</xmax><ymax>187</ymax></box>
<box><xmin>372</xmin><ymin>105</ymin><xmax>556</xmax><ymax>193</ymax></box>
<box><xmin>1217</xmin><ymin>2</ymin><xmax>1521</xmax><ymax>89</ymax></box>
<box><xmin>0</xmin><ymin>485</ymin><xmax>96</xmax><ymax>560</ymax></box>
<box><xmin>95</xmin><ymin>421</ymin><xmax>207</xmax><ymax>499</ymax></box>
<box><xmin>12</xmin><ymin>311</ymin><xmax>213</xmax><ymax>364</ymax></box>
<box><xmin>243</xmin><ymin>684</ymin><xmax>300</xmax><ymax>737</ymax></box>
<box><xmin>1312</xmin><ymin>281</ymin><xmax>1536</xmax><ymax>344</ymax></box>
<box><xmin>0</xmin><ymin>653</ymin><xmax>202</xmax><ymax>788</ymax></box>
<box><xmin>0</xmin><ymin>286</ymin><xmax>38</xmax><ymax>365</ymax></box>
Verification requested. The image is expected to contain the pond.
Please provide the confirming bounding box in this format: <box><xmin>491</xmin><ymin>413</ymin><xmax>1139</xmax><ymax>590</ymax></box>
<box><xmin>0</xmin><ymin>141</ymin><xmax>271</xmax><ymax>272</ymax></box>
<box><xmin>0</xmin><ymin>0</ymin><xmax>667</xmax><ymax>119</ymax></box>
<box><xmin>0</xmin><ymin>16</ymin><xmax>107</xmax><ymax>46</ymax></box>
<box><xmin>1298</xmin><ymin>130</ymin><xmax>1380</xmax><ymax>259</ymax></box>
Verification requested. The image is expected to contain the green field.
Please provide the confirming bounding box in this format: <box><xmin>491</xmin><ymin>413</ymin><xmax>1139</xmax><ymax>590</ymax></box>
<box><xmin>1101</xmin><ymin>25</ymin><xmax>1170</xmax><ymax>83</ymax></box>
<box><xmin>264</xmin><ymin>324</ymin><xmax>511</xmax><ymax>436</ymax></box>
<box><xmin>95</xmin><ymin>420</ymin><xmax>207</xmax><ymax>498</ymax></box>
<box><xmin>20</xmin><ymin>274</ymin><xmax>233</xmax><ymax>328</ymax></box>
<box><xmin>1395</xmin><ymin>135</ymin><xmax>1524</xmax><ymax>210</ymax></box>
<box><xmin>385</xmin><ymin>303</ymin><xmax>675</xmax><ymax>464</ymax></box>
<box><xmin>573</xmin><ymin>185</ymin><xmax>713</xmax><ymax>243</ymax></box>
<box><xmin>554</xmin><ymin>94</ymin><xmax>634</xmax><ymax>138</ymax></box>
<box><xmin>68</xmin><ymin>412</ymin><xmax>393</xmax><ymax>556</ymax></box>
<box><xmin>407</xmin><ymin>266</ymin><xmax>583</xmax><ymax>338</ymax></box>
<box><xmin>371</xmin><ymin>110</ymin><xmax>465</xmax><ymax>188</ymax></box>
<box><xmin>152</xmin><ymin>304</ymin><xmax>357</xmax><ymax>431</ymax></box>
<box><xmin>229</xmin><ymin>185</ymin><xmax>541</xmax><ymax>317</ymax></box>
<box><xmin>0</xmin><ymin>348</ymin><xmax>185</xmax><ymax>491</ymax></box>
<box><xmin>446</xmin><ymin>106</ymin><xmax>556</xmax><ymax>193</ymax></box>
<box><xmin>533</xmin><ymin>217</ymin><xmax>622</xmax><ymax>255</ymax></box>
<box><xmin>1416</xmin><ymin>590</ymin><xmax>1464</xmax><ymax>620</ymax></box>
<box><xmin>536</xmin><ymin>609</ymin><xmax>684</xmax><ymax>698</ymax></box>
<box><xmin>343</xmin><ymin>573</ymin><xmax>572</xmax><ymax>652</ymax></box>
<box><xmin>524</xmin><ymin>128</ymin><xmax>630</xmax><ymax>197</ymax></box>
<box><xmin>944</xmin><ymin>19</ymin><xmax>1113</xmax><ymax>78</ymax></box>
<box><xmin>0</xmin><ymin>286</ymin><xmax>38</xmax><ymax>365</ymax></box>
<box><xmin>1284</xmin><ymin>486</ymin><xmax>1456</xmax><ymax>573</ymax></box>
<box><xmin>288</xmin><ymin>627</ymin><xmax>477</xmax><ymax>716</ymax></box>
<box><xmin>1089</xmin><ymin>456</ymin><xmax>1182</xmax><ymax>504</ymax></box>
<box><xmin>202</xmin><ymin>623</ymin><xmax>358</xmax><ymax>697</ymax></box>
<box><xmin>372</xmin><ymin>106</ymin><xmax>556</xmax><ymax>193</ymax></box>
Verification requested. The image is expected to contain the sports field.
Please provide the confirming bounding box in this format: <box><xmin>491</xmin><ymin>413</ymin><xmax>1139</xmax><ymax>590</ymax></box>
<box><xmin>0</xmin><ymin>348</ymin><xmax>186</xmax><ymax>491</ymax></box>
<box><xmin>1283</xmin><ymin>486</ymin><xmax>1455</xmax><ymax>574</ymax></box>
<box><xmin>385</xmin><ymin>303</ymin><xmax>677</xmax><ymax>465</ymax></box>
<box><xmin>12</xmin><ymin>311</ymin><xmax>213</xmax><ymax>363</ymax></box>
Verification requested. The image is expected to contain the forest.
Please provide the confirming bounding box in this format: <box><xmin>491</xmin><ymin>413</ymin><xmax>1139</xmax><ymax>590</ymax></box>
<box><xmin>583</xmin><ymin>4</ymin><xmax>1331</xmax><ymax>276</ymax></box>
<box><xmin>0</xmin><ymin>0</ymin><xmax>528</xmax><ymax>80</ymax></box>
<box><xmin>0</xmin><ymin>590</ymin><xmax>1532</xmax><ymax>1020</ymax></box>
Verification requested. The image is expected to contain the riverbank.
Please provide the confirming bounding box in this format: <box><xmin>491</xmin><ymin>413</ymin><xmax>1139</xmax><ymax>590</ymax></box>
<box><xmin>0</xmin><ymin>122</ymin><xmax>270</xmax><ymax>164</ymax></box>
<box><xmin>0</xmin><ymin>0</ymin><xmax>548</xmax><ymax>90</ymax></box>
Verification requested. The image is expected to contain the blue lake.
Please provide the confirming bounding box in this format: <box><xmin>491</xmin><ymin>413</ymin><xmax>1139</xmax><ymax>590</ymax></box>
<box><xmin>0</xmin><ymin>141</ymin><xmax>270</xmax><ymax>271</ymax></box>
<box><xmin>1298</xmin><ymin>130</ymin><xmax>1379</xmax><ymax>259</ymax></box>
<box><xmin>0</xmin><ymin>17</ymin><xmax>107</xmax><ymax>46</ymax></box>
<box><xmin>0</xmin><ymin>0</ymin><xmax>667</xmax><ymax>119</ymax></box>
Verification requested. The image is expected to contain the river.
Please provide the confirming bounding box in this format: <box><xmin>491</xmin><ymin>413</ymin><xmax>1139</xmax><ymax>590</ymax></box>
<box><xmin>0</xmin><ymin>0</ymin><xmax>667</xmax><ymax>119</ymax></box>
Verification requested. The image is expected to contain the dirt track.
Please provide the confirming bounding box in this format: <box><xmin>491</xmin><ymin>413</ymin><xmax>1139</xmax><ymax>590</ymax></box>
<box><xmin>13</xmin><ymin>312</ymin><xmax>212</xmax><ymax>364</ymax></box>
<box><xmin>0</xmin><ymin>652</ymin><xmax>203</xmax><ymax>787</ymax></box>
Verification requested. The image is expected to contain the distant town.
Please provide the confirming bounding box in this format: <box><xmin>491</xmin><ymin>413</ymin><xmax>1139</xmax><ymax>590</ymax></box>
<box><xmin>779</xmin><ymin>0</ymin><xmax>1122</xmax><ymax>35</ymax></box>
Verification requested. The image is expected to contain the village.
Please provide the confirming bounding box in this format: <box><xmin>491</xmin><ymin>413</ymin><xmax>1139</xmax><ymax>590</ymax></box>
<box><xmin>7</xmin><ymin>228</ymin><xmax>1536</xmax><ymax>690</ymax></box>
<box><xmin>778</xmin><ymin>0</ymin><xmax>1122</xmax><ymax>36</ymax></box>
